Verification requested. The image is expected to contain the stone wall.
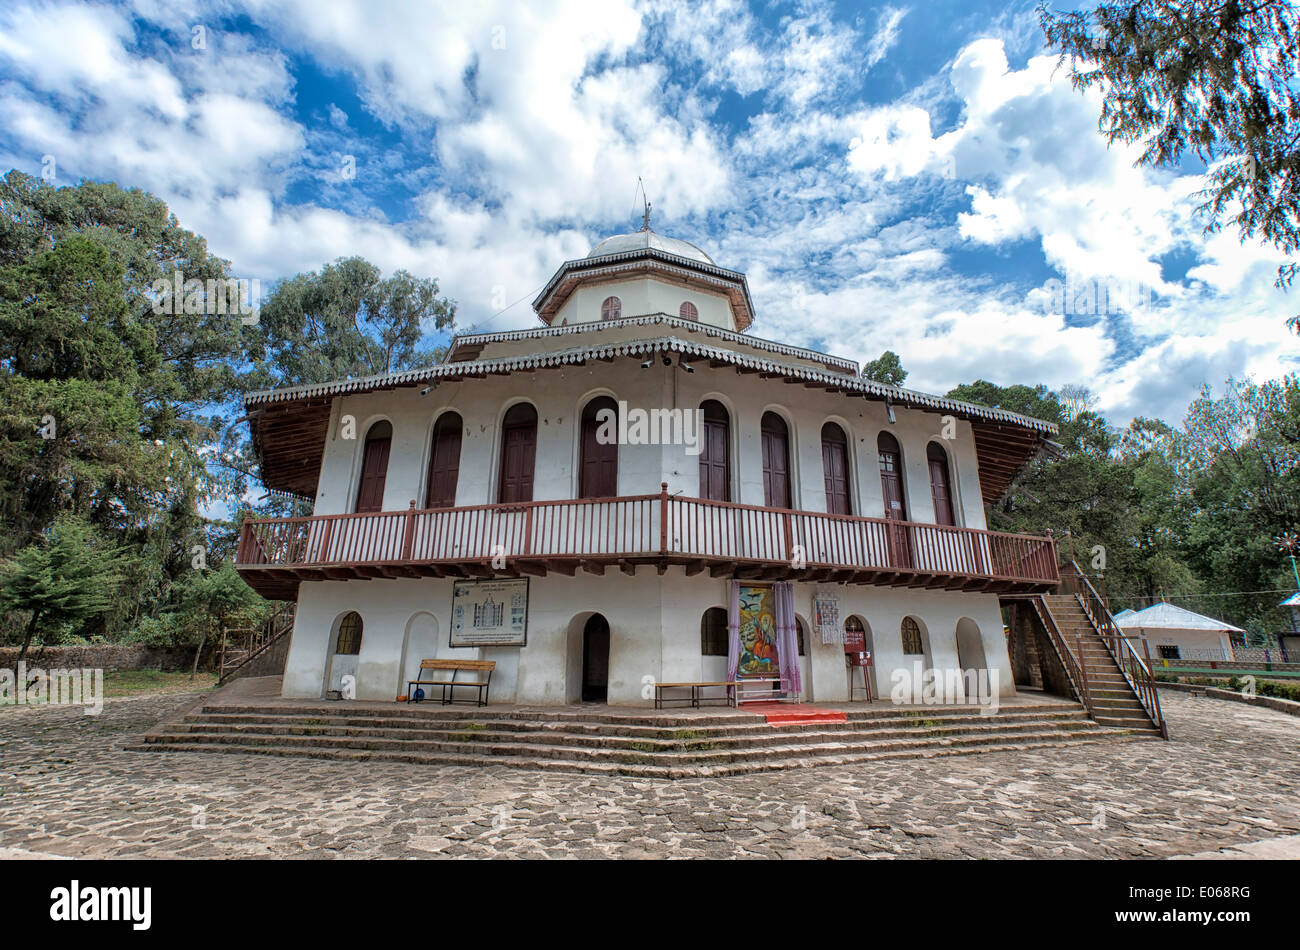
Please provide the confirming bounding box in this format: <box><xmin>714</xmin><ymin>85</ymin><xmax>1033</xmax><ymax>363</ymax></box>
<box><xmin>219</xmin><ymin>632</ymin><xmax>292</xmax><ymax>685</ymax></box>
<box><xmin>0</xmin><ymin>644</ymin><xmax>198</xmax><ymax>672</ymax></box>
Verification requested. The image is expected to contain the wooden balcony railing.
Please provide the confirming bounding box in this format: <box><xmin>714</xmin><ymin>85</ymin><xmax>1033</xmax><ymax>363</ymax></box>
<box><xmin>236</xmin><ymin>484</ymin><xmax>1058</xmax><ymax>594</ymax></box>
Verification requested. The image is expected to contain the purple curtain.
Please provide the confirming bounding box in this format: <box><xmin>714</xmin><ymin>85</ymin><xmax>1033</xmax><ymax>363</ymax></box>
<box><xmin>774</xmin><ymin>581</ymin><xmax>801</xmax><ymax>695</ymax></box>
<box><xmin>726</xmin><ymin>581</ymin><xmax>741</xmax><ymax>682</ymax></box>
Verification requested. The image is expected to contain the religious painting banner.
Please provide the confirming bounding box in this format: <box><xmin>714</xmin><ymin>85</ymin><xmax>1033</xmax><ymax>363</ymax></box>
<box><xmin>450</xmin><ymin>578</ymin><xmax>529</xmax><ymax>647</ymax></box>
<box><xmin>813</xmin><ymin>587</ymin><xmax>842</xmax><ymax>643</ymax></box>
<box><xmin>737</xmin><ymin>584</ymin><xmax>779</xmax><ymax>678</ymax></box>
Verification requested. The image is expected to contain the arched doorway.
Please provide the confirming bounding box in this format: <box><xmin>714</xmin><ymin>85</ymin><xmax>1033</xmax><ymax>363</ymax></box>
<box><xmin>425</xmin><ymin>412</ymin><xmax>463</xmax><ymax>508</ymax></box>
<box><xmin>582</xmin><ymin>614</ymin><xmax>610</xmax><ymax>702</ymax></box>
<box><xmin>579</xmin><ymin>396</ymin><xmax>619</xmax><ymax>498</ymax></box>
<box><xmin>398</xmin><ymin>612</ymin><xmax>439</xmax><ymax>699</ymax></box>
<box><xmin>955</xmin><ymin>617</ymin><xmax>989</xmax><ymax>702</ymax></box>
<box><xmin>845</xmin><ymin>615</ymin><xmax>876</xmax><ymax>699</ymax></box>
<box><xmin>699</xmin><ymin>400</ymin><xmax>731</xmax><ymax>501</ymax></box>
<box><xmin>878</xmin><ymin>431</ymin><xmax>911</xmax><ymax>567</ymax></box>
<box><xmin>498</xmin><ymin>403</ymin><xmax>538</xmax><ymax>503</ymax></box>
<box><xmin>821</xmin><ymin>422</ymin><xmax>851</xmax><ymax>514</ymax></box>
<box><xmin>761</xmin><ymin>411</ymin><xmax>792</xmax><ymax>508</ymax></box>
<box><xmin>927</xmin><ymin>442</ymin><xmax>956</xmax><ymax>526</ymax></box>
<box><xmin>355</xmin><ymin>421</ymin><xmax>392</xmax><ymax>512</ymax></box>
<box><xmin>326</xmin><ymin>611</ymin><xmax>363</xmax><ymax>697</ymax></box>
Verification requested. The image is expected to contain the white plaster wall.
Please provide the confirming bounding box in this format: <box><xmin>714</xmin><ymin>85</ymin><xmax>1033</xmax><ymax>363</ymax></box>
<box><xmin>1131</xmin><ymin>627</ymin><xmax>1236</xmax><ymax>661</ymax></box>
<box><xmin>554</xmin><ymin>277</ymin><xmax>735</xmax><ymax>330</ymax></box>
<box><xmin>282</xmin><ymin>570</ymin><xmax>1014</xmax><ymax>705</ymax></box>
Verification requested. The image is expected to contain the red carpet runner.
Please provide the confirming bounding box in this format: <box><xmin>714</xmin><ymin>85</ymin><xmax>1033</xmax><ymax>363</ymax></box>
<box><xmin>744</xmin><ymin>703</ymin><xmax>848</xmax><ymax>726</ymax></box>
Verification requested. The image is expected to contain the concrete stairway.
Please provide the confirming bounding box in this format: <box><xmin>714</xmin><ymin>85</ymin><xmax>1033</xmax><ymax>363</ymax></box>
<box><xmin>132</xmin><ymin>698</ymin><xmax>1153</xmax><ymax>778</ymax></box>
<box><xmin>1038</xmin><ymin>594</ymin><xmax>1165</xmax><ymax>734</ymax></box>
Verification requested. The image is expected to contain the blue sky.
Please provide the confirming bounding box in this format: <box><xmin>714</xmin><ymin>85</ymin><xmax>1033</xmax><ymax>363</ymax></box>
<box><xmin>0</xmin><ymin>0</ymin><xmax>1296</xmax><ymax>425</ymax></box>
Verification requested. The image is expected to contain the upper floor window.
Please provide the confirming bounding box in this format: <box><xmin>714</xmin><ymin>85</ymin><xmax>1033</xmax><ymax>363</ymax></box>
<box><xmin>601</xmin><ymin>296</ymin><xmax>622</xmax><ymax>321</ymax></box>
<box><xmin>761</xmin><ymin>411</ymin><xmax>792</xmax><ymax>509</ymax></box>
<box><xmin>579</xmin><ymin>396</ymin><xmax>619</xmax><ymax>498</ymax></box>
<box><xmin>821</xmin><ymin>422</ymin><xmax>851</xmax><ymax>515</ymax></box>
<box><xmin>425</xmin><ymin>412</ymin><xmax>463</xmax><ymax>509</ymax></box>
<box><xmin>355</xmin><ymin>420</ymin><xmax>392</xmax><ymax>513</ymax></box>
<box><xmin>498</xmin><ymin>403</ymin><xmax>538</xmax><ymax>503</ymax></box>
<box><xmin>679</xmin><ymin>301</ymin><xmax>698</xmax><ymax>321</ymax></box>
<box><xmin>926</xmin><ymin>442</ymin><xmax>956</xmax><ymax>526</ymax></box>
<box><xmin>699</xmin><ymin>400</ymin><xmax>731</xmax><ymax>502</ymax></box>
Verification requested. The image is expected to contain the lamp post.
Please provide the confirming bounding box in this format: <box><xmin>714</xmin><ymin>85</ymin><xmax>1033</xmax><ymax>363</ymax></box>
<box><xmin>1277</xmin><ymin>533</ymin><xmax>1300</xmax><ymax>592</ymax></box>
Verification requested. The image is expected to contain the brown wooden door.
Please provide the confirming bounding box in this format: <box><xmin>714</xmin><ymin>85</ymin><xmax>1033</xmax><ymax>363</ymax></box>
<box><xmin>425</xmin><ymin>413</ymin><xmax>462</xmax><ymax>509</ymax></box>
<box><xmin>354</xmin><ymin>421</ymin><xmax>392</xmax><ymax>513</ymax></box>
<box><xmin>498</xmin><ymin>404</ymin><xmax>537</xmax><ymax>503</ymax></box>
<box><xmin>699</xmin><ymin>400</ymin><xmax>730</xmax><ymax>501</ymax></box>
<box><xmin>761</xmin><ymin>412</ymin><xmax>791</xmax><ymax>509</ymax></box>
<box><xmin>878</xmin><ymin>432</ymin><xmax>911</xmax><ymax>567</ymax></box>
<box><xmin>927</xmin><ymin>443</ymin><xmax>955</xmax><ymax>526</ymax></box>
<box><xmin>580</xmin><ymin>397</ymin><xmax>618</xmax><ymax>498</ymax></box>
<box><xmin>821</xmin><ymin>423</ymin><xmax>851</xmax><ymax>515</ymax></box>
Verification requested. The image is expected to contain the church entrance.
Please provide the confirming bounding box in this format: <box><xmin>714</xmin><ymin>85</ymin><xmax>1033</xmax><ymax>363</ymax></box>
<box><xmin>582</xmin><ymin>614</ymin><xmax>610</xmax><ymax>702</ymax></box>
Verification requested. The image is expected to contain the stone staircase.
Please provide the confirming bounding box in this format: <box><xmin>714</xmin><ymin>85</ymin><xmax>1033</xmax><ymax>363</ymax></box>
<box><xmin>132</xmin><ymin>698</ymin><xmax>1153</xmax><ymax>778</ymax></box>
<box><xmin>1038</xmin><ymin>593</ymin><xmax>1165</xmax><ymax>735</ymax></box>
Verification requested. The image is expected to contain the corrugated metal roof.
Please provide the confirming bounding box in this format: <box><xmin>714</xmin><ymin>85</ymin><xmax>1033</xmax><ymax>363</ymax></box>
<box><xmin>243</xmin><ymin>335</ymin><xmax>1059</xmax><ymax>435</ymax></box>
<box><xmin>1280</xmin><ymin>592</ymin><xmax>1300</xmax><ymax>607</ymax></box>
<box><xmin>1115</xmin><ymin>602</ymin><xmax>1245</xmax><ymax>632</ymax></box>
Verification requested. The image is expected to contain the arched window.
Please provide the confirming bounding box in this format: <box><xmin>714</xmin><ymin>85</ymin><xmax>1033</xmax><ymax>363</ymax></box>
<box><xmin>580</xmin><ymin>396</ymin><xmax>619</xmax><ymax>498</ymax></box>
<box><xmin>761</xmin><ymin>412</ymin><xmax>792</xmax><ymax>509</ymax></box>
<box><xmin>425</xmin><ymin>412</ymin><xmax>463</xmax><ymax>509</ymax></box>
<box><xmin>927</xmin><ymin>442</ymin><xmax>956</xmax><ymax>526</ymax></box>
<box><xmin>699</xmin><ymin>400</ymin><xmax>731</xmax><ymax>501</ymax></box>
<box><xmin>878</xmin><ymin>431</ymin><xmax>911</xmax><ymax>567</ymax></box>
<box><xmin>701</xmin><ymin>607</ymin><xmax>729</xmax><ymax>656</ymax></box>
<box><xmin>821</xmin><ymin>422</ymin><xmax>851</xmax><ymax>515</ymax></box>
<box><xmin>601</xmin><ymin>296</ymin><xmax>622</xmax><ymax>321</ymax></box>
<box><xmin>845</xmin><ymin>615</ymin><xmax>867</xmax><ymax>651</ymax></box>
<box><xmin>901</xmin><ymin>616</ymin><xmax>924</xmax><ymax>655</ymax></box>
<box><xmin>355</xmin><ymin>420</ymin><xmax>392</xmax><ymax>513</ymax></box>
<box><xmin>679</xmin><ymin>301</ymin><xmax>698</xmax><ymax>321</ymax></box>
<box><xmin>335</xmin><ymin>612</ymin><xmax>363</xmax><ymax>655</ymax></box>
<box><xmin>498</xmin><ymin>403</ymin><xmax>538</xmax><ymax>503</ymax></box>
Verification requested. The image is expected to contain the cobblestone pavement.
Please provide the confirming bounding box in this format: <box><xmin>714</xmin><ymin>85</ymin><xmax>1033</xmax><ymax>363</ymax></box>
<box><xmin>1</xmin><ymin>691</ymin><xmax>1298</xmax><ymax>859</ymax></box>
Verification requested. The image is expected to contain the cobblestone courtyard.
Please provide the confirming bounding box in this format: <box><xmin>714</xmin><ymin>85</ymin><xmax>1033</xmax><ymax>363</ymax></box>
<box><xmin>1</xmin><ymin>690</ymin><xmax>1298</xmax><ymax>859</ymax></box>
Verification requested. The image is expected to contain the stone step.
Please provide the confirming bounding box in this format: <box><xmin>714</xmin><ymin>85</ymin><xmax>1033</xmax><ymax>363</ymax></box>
<box><xmin>170</xmin><ymin>716</ymin><xmax>1102</xmax><ymax>753</ymax></box>
<box><xmin>183</xmin><ymin>706</ymin><xmax>1092</xmax><ymax>741</ymax></box>
<box><xmin>132</xmin><ymin>726</ymin><xmax>1147</xmax><ymax>778</ymax></box>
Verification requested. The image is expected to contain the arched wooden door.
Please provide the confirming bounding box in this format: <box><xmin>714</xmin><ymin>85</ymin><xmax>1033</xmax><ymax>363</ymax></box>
<box><xmin>355</xmin><ymin>421</ymin><xmax>392</xmax><ymax>513</ymax></box>
<box><xmin>699</xmin><ymin>400</ymin><xmax>731</xmax><ymax>501</ymax></box>
<box><xmin>821</xmin><ymin>422</ymin><xmax>851</xmax><ymax>515</ymax></box>
<box><xmin>579</xmin><ymin>397</ymin><xmax>619</xmax><ymax>498</ymax></box>
<box><xmin>498</xmin><ymin>404</ymin><xmax>537</xmax><ymax>503</ymax></box>
<box><xmin>761</xmin><ymin>412</ymin><xmax>792</xmax><ymax>509</ymax></box>
<box><xmin>425</xmin><ymin>412</ymin><xmax>463</xmax><ymax>509</ymax></box>
<box><xmin>927</xmin><ymin>442</ymin><xmax>956</xmax><ymax>526</ymax></box>
<box><xmin>878</xmin><ymin>431</ymin><xmax>911</xmax><ymax>568</ymax></box>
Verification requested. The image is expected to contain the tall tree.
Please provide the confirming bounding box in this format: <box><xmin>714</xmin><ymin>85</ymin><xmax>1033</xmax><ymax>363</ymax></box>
<box><xmin>1039</xmin><ymin>1</ymin><xmax>1300</xmax><ymax>331</ymax></box>
<box><xmin>861</xmin><ymin>350</ymin><xmax>908</xmax><ymax>386</ymax></box>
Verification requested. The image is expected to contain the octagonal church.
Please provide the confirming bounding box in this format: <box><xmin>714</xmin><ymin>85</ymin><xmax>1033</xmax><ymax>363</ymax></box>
<box><xmin>236</xmin><ymin>217</ymin><xmax>1062</xmax><ymax>707</ymax></box>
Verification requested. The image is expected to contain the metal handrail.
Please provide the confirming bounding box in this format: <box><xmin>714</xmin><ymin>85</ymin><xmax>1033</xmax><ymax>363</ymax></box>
<box><xmin>1030</xmin><ymin>596</ymin><xmax>1093</xmax><ymax>716</ymax></box>
<box><xmin>1067</xmin><ymin>562</ymin><xmax>1168</xmax><ymax>738</ymax></box>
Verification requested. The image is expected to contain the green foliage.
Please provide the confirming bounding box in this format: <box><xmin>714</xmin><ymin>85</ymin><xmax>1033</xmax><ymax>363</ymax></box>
<box><xmin>861</xmin><ymin>350</ymin><xmax>908</xmax><ymax>387</ymax></box>
<box><xmin>246</xmin><ymin>256</ymin><xmax>457</xmax><ymax>387</ymax></box>
<box><xmin>0</xmin><ymin>517</ymin><xmax>133</xmax><ymax>661</ymax></box>
<box><xmin>1039</xmin><ymin>1</ymin><xmax>1300</xmax><ymax>327</ymax></box>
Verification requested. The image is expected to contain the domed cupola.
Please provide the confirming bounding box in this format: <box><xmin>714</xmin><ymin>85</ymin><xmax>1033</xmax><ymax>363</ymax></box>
<box><xmin>532</xmin><ymin>206</ymin><xmax>755</xmax><ymax>332</ymax></box>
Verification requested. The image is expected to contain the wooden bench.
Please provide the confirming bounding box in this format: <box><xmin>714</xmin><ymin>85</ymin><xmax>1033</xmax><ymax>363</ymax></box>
<box><xmin>407</xmin><ymin>659</ymin><xmax>496</xmax><ymax>707</ymax></box>
<box><xmin>654</xmin><ymin>681</ymin><xmax>739</xmax><ymax>709</ymax></box>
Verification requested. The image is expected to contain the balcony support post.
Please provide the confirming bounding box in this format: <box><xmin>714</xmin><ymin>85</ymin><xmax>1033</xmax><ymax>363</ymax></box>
<box><xmin>401</xmin><ymin>500</ymin><xmax>416</xmax><ymax>560</ymax></box>
<box><xmin>659</xmin><ymin>482</ymin><xmax>668</xmax><ymax>555</ymax></box>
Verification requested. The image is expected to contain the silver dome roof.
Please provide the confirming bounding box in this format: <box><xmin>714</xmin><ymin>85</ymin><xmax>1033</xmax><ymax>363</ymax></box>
<box><xmin>587</xmin><ymin>229</ymin><xmax>715</xmax><ymax>265</ymax></box>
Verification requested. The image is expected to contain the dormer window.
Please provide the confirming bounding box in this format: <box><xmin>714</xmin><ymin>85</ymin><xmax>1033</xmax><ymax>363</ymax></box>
<box><xmin>601</xmin><ymin>296</ymin><xmax>621</xmax><ymax>321</ymax></box>
<box><xmin>679</xmin><ymin>301</ymin><xmax>698</xmax><ymax>321</ymax></box>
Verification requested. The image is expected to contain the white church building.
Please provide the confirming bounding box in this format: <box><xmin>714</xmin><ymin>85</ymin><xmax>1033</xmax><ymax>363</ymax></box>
<box><xmin>235</xmin><ymin>219</ymin><xmax>1061</xmax><ymax>707</ymax></box>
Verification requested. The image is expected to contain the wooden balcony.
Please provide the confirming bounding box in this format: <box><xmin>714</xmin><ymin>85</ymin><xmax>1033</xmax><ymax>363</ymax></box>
<box><xmin>235</xmin><ymin>485</ymin><xmax>1059</xmax><ymax>599</ymax></box>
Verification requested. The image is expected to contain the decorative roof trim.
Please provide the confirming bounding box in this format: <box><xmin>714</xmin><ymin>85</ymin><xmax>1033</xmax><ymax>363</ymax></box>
<box><xmin>448</xmin><ymin>313</ymin><xmax>859</xmax><ymax>373</ymax></box>
<box><xmin>244</xmin><ymin>336</ymin><xmax>1058</xmax><ymax>436</ymax></box>
<box><xmin>532</xmin><ymin>247</ymin><xmax>755</xmax><ymax>328</ymax></box>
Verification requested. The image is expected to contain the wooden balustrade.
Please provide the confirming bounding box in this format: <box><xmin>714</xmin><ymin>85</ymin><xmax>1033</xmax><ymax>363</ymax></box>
<box><xmin>237</xmin><ymin>488</ymin><xmax>1058</xmax><ymax>591</ymax></box>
